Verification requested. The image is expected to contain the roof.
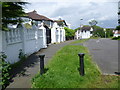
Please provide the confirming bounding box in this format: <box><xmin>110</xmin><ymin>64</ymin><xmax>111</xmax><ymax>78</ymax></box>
<box><xmin>81</xmin><ymin>26</ymin><xmax>91</xmax><ymax>31</ymax></box>
<box><xmin>54</xmin><ymin>20</ymin><xmax>68</xmax><ymax>26</ymax></box>
<box><xmin>26</xmin><ymin>10</ymin><xmax>53</xmax><ymax>21</ymax></box>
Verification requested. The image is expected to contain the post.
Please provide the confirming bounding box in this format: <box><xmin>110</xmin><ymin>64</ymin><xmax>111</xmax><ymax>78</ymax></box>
<box><xmin>39</xmin><ymin>54</ymin><xmax>45</xmax><ymax>75</ymax></box>
<box><xmin>78</xmin><ymin>53</ymin><xmax>85</xmax><ymax>76</ymax></box>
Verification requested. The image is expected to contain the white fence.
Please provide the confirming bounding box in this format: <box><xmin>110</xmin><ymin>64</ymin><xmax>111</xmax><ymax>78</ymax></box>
<box><xmin>1</xmin><ymin>24</ymin><xmax>47</xmax><ymax>64</ymax></box>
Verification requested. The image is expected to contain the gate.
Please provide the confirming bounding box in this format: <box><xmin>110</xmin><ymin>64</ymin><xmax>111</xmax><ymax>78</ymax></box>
<box><xmin>45</xmin><ymin>26</ymin><xmax>51</xmax><ymax>45</ymax></box>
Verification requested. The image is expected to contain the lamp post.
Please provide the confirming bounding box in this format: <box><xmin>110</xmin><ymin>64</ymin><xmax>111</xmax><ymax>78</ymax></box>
<box><xmin>104</xmin><ymin>28</ymin><xmax>106</xmax><ymax>38</ymax></box>
<box><xmin>80</xmin><ymin>19</ymin><xmax>83</xmax><ymax>27</ymax></box>
<box><xmin>79</xmin><ymin>19</ymin><xmax>83</xmax><ymax>39</ymax></box>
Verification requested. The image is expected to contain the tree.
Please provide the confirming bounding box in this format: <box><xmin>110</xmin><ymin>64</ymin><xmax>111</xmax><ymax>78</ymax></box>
<box><xmin>64</xmin><ymin>27</ymin><xmax>75</xmax><ymax>40</ymax></box>
<box><xmin>115</xmin><ymin>25</ymin><xmax>120</xmax><ymax>30</ymax></box>
<box><xmin>92</xmin><ymin>26</ymin><xmax>105</xmax><ymax>37</ymax></box>
<box><xmin>74</xmin><ymin>27</ymin><xmax>80</xmax><ymax>32</ymax></box>
<box><xmin>106</xmin><ymin>29</ymin><xmax>113</xmax><ymax>38</ymax></box>
<box><xmin>89</xmin><ymin>20</ymin><xmax>98</xmax><ymax>26</ymax></box>
<box><xmin>1</xmin><ymin>2</ymin><xmax>28</xmax><ymax>30</ymax></box>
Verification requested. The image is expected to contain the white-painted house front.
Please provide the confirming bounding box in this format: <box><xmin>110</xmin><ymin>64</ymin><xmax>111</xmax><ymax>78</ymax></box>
<box><xmin>1</xmin><ymin>10</ymin><xmax>67</xmax><ymax>64</ymax></box>
<box><xmin>51</xmin><ymin>19</ymin><xmax>67</xmax><ymax>43</ymax></box>
<box><xmin>75</xmin><ymin>25</ymin><xmax>93</xmax><ymax>39</ymax></box>
<box><xmin>113</xmin><ymin>30</ymin><xmax>120</xmax><ymax>37</ymax></box>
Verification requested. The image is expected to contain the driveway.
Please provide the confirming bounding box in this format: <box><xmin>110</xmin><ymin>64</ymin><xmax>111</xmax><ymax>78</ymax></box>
<box><xmin>84</xmin><ymin>38</ymin><xmax>118</xmax><ymax>75</ymax></box>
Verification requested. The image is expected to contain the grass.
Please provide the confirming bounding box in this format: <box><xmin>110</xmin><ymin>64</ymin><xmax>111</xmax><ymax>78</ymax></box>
<box><xmin>32</xmin><ymin>40</ymin><xmax>119</xmax><ymax>88</ymax></box>
<box><xmin>70</xmin><ymin>39</ymin><xmax>89</xmax><ymax>44</ymax></box>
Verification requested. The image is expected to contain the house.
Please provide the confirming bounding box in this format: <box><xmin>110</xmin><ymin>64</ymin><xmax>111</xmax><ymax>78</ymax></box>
<box><xmin>75</xmin><ymin>25</ymin><xmax>93</xmax><ymax>39</ymax></box>
<box><xmin>113</xmin><ymin>30</ymin><xmax>120</xmax><ymax>37</ymax></box>
<box><xmin>51</xmin><ymin>19</ymin><xmax>67</xmax><ymax>43</ymax></box>
<box><xmin>25</xmin><ymin>10</ymin><xmax>53</xmax><ymax>45</ymax></box>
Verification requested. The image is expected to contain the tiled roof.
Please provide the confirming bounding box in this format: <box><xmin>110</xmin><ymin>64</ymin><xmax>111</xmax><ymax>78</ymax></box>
<box><xmin>26</xmin><ymin>10</ymin><xmax>53</xmax><ymax>21</ymax></box>
<box><xmin>81</xmin><ymin>26</ymin><xmax>91</xmax><ymax>31</ymax></box>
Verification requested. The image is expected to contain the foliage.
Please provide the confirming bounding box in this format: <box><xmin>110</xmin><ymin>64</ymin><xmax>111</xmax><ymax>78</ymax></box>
<box><xmin>115</xmin><ymin>25</ymin><xmax>120</xmax><ymax>30</ymax></box>
<box><xmin>24</xmin><ymin>23</ymin><xmax>32</xmax><ymax>29</ymax></box>
<box><xmin>89</xmin><ymin>20</ymin><xmax>98</xmax><ymax>26</ymax></box>
<box><xmin>74</xmin><ymin>27</ymin><xmax>80</xmax><ymax>32</ymax></box>
<box><xmin>92</xmin><ymin>26</ymin><xmax>113</xmax><ymax>38</ymax></box>
<box><xmin>105</xmin><ymin>29</ymin><xmax>113</xmax><ymax>38</ymax></box>
<box><xmin>2</xmin><ymin>2</ymin><xmax>28</xmax><ymax>31</ymax></box>
<box><xmin>64</xmin><ymin>27</ymin><xmax>75</xmax><ymax>40</ymax></box>
<box><xmin>112</xmin><ymin>36</ymin><xmax>120</xmax><ymax>40</ymax></box>
<box><xmin>0</xmin><ymin>52</ymin><xmax>11</xmax><ymax>90</ymax></box>
<box><xmin>92</xmin><ymin>26</ymin><xmax>105</xmax><ymax>37</ymax></box>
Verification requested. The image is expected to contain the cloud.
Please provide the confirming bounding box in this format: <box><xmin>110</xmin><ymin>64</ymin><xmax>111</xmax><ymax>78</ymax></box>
<box><xmin>24</xmin><ymin>0</ymin><xmax>119</xmax><ymax>29</ymax></box>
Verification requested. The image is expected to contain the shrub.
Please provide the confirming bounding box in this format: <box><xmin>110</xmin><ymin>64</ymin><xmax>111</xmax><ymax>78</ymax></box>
<box><xmin>64</xmin><ymin>27</ymin><xmax>75</xmax><ymax>40</ymax></box>
<box><xmin>0</xmin><ymin>52</ymin><xmax>11</xmax><ymax>90</ymax></box>
<box><xmin>112</xmin><ymin>36</ymin><xmax>120</xmax><ymax>40</ymax></box>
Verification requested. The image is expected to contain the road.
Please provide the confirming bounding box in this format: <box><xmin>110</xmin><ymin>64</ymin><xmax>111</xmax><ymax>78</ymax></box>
<box><xmin>84</xmin><ymin>38</ymin><xmax>119</xmax><ymax>75</ymax></box>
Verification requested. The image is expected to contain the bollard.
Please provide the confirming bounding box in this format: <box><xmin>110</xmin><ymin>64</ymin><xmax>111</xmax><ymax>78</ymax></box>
<box><xmin>78</xmin><ymin>53</ymin><xmax>85</xmax><ymax>76</ymax></box>
<box><xmin>39</xmin><ymin>54</ymin><xmax>45</xmax><ymax>75</ymax></box>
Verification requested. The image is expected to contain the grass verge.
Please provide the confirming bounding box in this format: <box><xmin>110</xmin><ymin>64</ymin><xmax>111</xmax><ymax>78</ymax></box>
<box><xmin>32</xmin><ymin>40</ymin><xmax>119</xmax><ymax>88</ymax></box>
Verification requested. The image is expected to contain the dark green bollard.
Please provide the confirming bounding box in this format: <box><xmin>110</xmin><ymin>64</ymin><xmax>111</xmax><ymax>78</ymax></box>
<box><xmin>39</xmin><ymin>54</ymin><xmax>45</xmax><ymax>75</ymax></box>
<box><xmin>78</xmin><ymin>53</ymin><xmax>85</xmax><ymax>76</ymax></box>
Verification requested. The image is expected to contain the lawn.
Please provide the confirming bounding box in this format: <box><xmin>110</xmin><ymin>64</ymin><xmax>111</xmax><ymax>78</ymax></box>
<box><xmin>32</xmin><ymin>40</ymin><xmax>119</xmax><ymax>88</ymax></box>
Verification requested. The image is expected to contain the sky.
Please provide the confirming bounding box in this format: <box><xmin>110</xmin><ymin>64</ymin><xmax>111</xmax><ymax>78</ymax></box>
<box><xmin>23</xmin><ymin>0</ymin><xmax>119</xmax><ymax>29</ymax></box>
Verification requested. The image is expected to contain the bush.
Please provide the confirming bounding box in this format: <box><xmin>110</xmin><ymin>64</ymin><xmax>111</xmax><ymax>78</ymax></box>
<box><xmin>64</xmin><ymin>27</ymin><xmax>75</xmax><ymax>40</ymax></box>
<box><xmin>112</xmin><ymin>36</ymin><xmax>120</xmax><ymax>40</ymax></box>
<box><xmin>0</xmin><ymin>52</ymin><xmax>11</xmax><ymax>90</ymax></box>
<box><xmin>115</xmin><ymin>26</ymin><xmax>120</xmax><ymax>30</ymax></box>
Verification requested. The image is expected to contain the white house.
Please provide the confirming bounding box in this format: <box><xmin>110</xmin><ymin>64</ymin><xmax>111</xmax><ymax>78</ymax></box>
<box><xmin>113</xmin><ymin>30</ymin><xmax>120</xmax><ymax>37</ymax></box>
<box><xmin>51</xmin><ymin>19</ymin><xmax>66</xmax><ymax>43</ymax></box>
<box><xmin>75</xmin><ymin>25</ymin><xmax>93</xmax><ymax>39</ymax></box>
<box><xmin>1</xmin><ymin>10</ymin><xmax>68</xmax><ymax>64</ymax></box>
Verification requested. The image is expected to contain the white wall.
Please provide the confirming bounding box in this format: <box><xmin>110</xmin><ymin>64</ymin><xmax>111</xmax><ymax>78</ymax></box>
<box><xmin>75</xmin><ymin>30</ymin><xmax>92</xmax><ymax>39</ymax></box>
<box><xmin>51</xmin><ymin>22</ymin><xmax>66</xmax><ymax>43</ymax></box>
<box><xmin>2</xmin><ymin>24</ymin><xmax>47</xmax><ymax>64</ymax></box>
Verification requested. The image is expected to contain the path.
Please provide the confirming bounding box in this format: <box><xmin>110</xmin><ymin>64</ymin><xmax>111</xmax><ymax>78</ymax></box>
<box><xmin>84</xmin><ymin>38</ymin><xmax>118</xmax><ymax>75</ymax></box>
<box><xmin>7</xmin><ymin>40</ymin><xmax>75</xmax><ymax>88</ymax></box>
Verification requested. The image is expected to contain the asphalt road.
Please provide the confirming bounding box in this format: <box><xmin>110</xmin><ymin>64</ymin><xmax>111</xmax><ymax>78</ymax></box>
<box><xmin>84</xmin><ymin>38</ymin><xmax>119</xmax><ymax>75</ymax></box>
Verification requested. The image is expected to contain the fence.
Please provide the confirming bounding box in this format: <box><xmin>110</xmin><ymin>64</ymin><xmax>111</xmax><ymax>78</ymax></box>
<box><xmin>1</xmin><ymin>24</ymin><xmax>47</xmax><ymax>64</ymax></box>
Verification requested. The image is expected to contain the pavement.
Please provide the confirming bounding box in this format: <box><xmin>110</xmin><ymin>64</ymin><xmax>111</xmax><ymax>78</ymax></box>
<box><xmin>7</xmin><ymin>40</ymin><xmax>75</xmax><ymax>88</ymax></box>
<box><xmin>84</xmin><ymin>38</ymin><xmax>119</xmax><ymax>75</ymax></box>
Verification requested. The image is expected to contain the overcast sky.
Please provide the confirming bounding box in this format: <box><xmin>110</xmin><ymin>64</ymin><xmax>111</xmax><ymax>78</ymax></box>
<box><xmin>24</xmin><ymin>0</ymin><xmax>119</xmax><ymax>29</ymax></box>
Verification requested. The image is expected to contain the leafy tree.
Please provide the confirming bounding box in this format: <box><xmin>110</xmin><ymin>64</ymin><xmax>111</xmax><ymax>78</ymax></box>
<box><xmin>74</xmin><ymin>27</ymin><xmax>80</xmax><ymax>32</ymax></box>
<box><xmin>1</xmin><ymin>2</ymin><xmax>28</xmax><ymax>30</ymax></box>
<box><xmin>64</xmin><ymin>27</ymin><xmax>75</xmax><ymax>40</ymax></box>
<box><xmin>89</xmin><ymin>20</ymin><xmax>98</xmax><ymax>26</ymax></box>
<box><xmin>92</xmin><ymin>26</ymin><xmax>105</xmax><ymax>37</ymax></box>
<box><xmin>115</xmin><ymin>25</ymin><xmax>120</xmax><ymax>30</ymax></box>
<box><xmin>105</xmin><ymin>29</ymin><xmax>113</xmax><ymax>38</ymax></box>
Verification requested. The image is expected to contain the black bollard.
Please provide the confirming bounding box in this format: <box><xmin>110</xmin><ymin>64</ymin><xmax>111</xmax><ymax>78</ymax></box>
<box><xmin>78</xmin><ymin>53</ymin><xmax>85</xmax><ymax>76</ymax></box>
<box><xmin>39</xmin><ymin>54</ymin><xmax>45</xmax><ymax>75</ymax></box>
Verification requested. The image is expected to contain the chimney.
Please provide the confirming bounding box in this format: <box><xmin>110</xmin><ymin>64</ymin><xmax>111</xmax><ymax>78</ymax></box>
<box><xmin>33</xmin><ymin>10</ymin><xmax>37</xmax><ymax>14</ymax></box>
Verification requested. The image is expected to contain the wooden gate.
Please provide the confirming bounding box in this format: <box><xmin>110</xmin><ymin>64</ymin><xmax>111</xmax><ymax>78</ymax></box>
<box><xmin>45</xmin><ymin>26</ymin><xmax>51</xmax><ymax>45</ymax></box>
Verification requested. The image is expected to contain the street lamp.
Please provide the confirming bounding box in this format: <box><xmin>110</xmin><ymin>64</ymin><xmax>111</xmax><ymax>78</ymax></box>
<box><xmin>80</xmin><ymin>19</ymin><xmax>83</xmax><ymax>27</ymax></box>
<box><xmin>104</xmin><ymin>28</ymin><xmax>106</xmax><ymax>38</ymax></box>
<box><xmin>79</xmin><ymin>19</ymin><xmax>83</xmax><ymax>39</ymax></box>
